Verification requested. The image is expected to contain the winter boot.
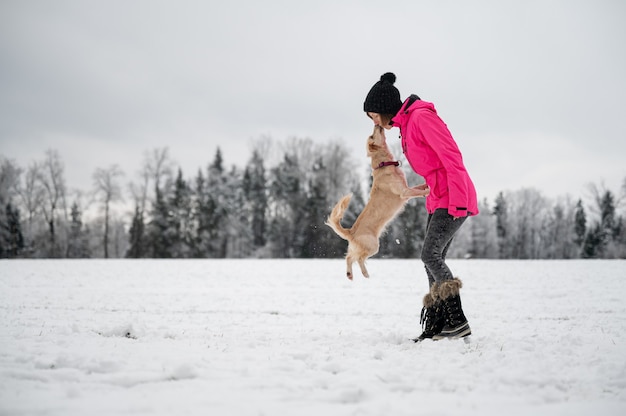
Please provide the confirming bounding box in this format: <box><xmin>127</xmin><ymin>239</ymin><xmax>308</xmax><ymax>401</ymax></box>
<box><xmin>412</xmin><ymin>290</ymin><xmax>445</xmax><ymax>342</ymax></box>
<box><xmin>432</xmin><ymin>278</ymin><xmax>471</xmax><ymax>340</ymax></box>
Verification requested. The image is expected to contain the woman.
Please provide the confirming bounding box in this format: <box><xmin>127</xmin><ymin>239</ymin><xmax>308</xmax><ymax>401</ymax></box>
<box><xmin>363</xmin><ymin>72</ymin><xmax>478</xmax><ymax>341</ymax></box>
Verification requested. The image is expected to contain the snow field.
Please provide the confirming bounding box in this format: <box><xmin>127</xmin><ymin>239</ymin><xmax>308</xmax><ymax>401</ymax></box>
<box><xmin>1</xmin><ymin>259</ymin><xmax>625</xmax><ymax>415</ymax></box>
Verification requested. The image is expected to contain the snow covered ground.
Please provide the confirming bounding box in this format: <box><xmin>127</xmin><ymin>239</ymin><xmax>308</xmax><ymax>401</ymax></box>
<box><xmin>1</xmin><ymin>259</ymin><xmax>625</xmax><ymax>416</ymax></box>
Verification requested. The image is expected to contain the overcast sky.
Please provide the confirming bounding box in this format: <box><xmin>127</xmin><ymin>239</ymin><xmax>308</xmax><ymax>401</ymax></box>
<box><xmin>1</xmin><ymin>0</ymin><xmax>625</xmax><ymax>204</ymax></box>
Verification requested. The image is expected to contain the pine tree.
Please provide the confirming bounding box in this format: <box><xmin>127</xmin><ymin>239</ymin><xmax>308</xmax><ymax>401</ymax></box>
<box><xmin>300</xmin><ymin>158</ymin><xmax>330</xmax><ymax>258</ymax></box>
<box><xmin>147</xmin><ymin>187</ymin><xmax>172</xmax><ymax>258</ymax></box>
<box><xmin>208</xmin><ymin>149</ymin><xmax>229</xmax><ymax>257</ymax></box>
<box><xmin>0</xmin><ymin>159</ymin><xmax>23</xmax><ymax>258</ymax></box>
<box><xmin>225</xmin><ymin>167</ymin><xmax>253</xmax><ymax>258</ymax></box>
<box><xmin>598</xmin><ymin>190</ymin><xmax>621</xmax><ymax>257</ymax></box>
<box><xmin>66</xmin><ymin>202</ymin><xmax>90</xmax><ymax>258</ymax></box>
<box><xmin>493</xmin><ymin>192</ymin><xmax>508</xmax><ymax>258</ymax></box>
<box><xmin>613</xmin><ymin>216</ymin><xmax>625</xmax><ymax>258</ymax></box>
<box><xmin>126</xmin><ymin>206</ymin><xmax>147</xmax><ymax>258</ymax></box>
<box><xmin>194</xmin><ymin>148</ymin><xmax>230</xmax><ymax>258</ymax></box>
<box><xmin>0</xmin><ymin>198</ymin><xmax>9</xmax><ymax>258</ymax></box>
<box><xmin>168</xmin><ymin>168</ymin><xmax>193</xmax><ymax>258</ymax></box>
<box><xmin>192</xmin><ymin>169</ymin><xmax>210</xmax><ymax>257</ymax></box>
<box><xmin>1</xmin><ymin>202</ymin><xmax>24</xmax><ymax>258</ymax></box>
<box><xmin>574</xmin><ymin>199</ymin><xmax>586</xmax><ymax>250</ymax></box>
<box><xmin>581</xmin><ymin>223</ymin><xmax>603</xmax><ymax>258</ymax></box>
<box><xmin>599</xmin><ymin>191</ymin><xmax>618</xmax><ymax>240</ymax></box>
<box><xmin>243</xmin><ymin>150</ymin><xmax>268</xmax><ymax>248</ymax></box>
<box><xmin>267</xmin><ymin>153</ymin><xmax>305</xmax><ymax>258</ymax></box>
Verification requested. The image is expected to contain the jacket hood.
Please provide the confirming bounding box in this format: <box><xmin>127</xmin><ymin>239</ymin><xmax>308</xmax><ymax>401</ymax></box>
<box><xmin>391</xmin><ymin>96</ymin><xmax>437</xmax><ymax>128</ymax></box>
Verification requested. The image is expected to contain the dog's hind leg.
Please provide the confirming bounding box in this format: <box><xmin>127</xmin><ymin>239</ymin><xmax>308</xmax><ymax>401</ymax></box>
<box><xmin>346</xmin><ymin>255</ymin><xmax>355</xmax><ymax>280</ymax></box>
<box><xmin>358</xmin><ymin>258</ymin><xmax>369</xmax><ymax>278</ymax></box>
<box><xmin>357</xmin><ymin>236</ymin><xmax>379</xmax><ymax>278</ymax></box>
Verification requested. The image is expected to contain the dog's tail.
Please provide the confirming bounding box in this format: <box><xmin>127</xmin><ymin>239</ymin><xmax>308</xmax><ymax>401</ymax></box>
<box><xmin>325</xmin><ymin>194</ymin><xmax>353</xmax><ymax>241</ymax></box>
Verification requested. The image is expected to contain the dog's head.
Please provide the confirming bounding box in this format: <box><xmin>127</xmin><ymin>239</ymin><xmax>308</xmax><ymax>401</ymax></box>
<box><xmin>367</xmin><ymin>125</ymin><xmax>387</xmax><ymax>156</ymax></box>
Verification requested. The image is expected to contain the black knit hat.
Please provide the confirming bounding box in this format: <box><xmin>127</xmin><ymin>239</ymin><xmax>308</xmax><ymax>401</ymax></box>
<box><xmin>363</xmin><ymin>72</ymin><xmax>402</xmax><ymax>115</ymax></box>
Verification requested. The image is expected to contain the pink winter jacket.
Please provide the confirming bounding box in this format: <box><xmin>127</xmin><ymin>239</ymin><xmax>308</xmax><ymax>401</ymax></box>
<box><xmin>392</xmin><ymin>97</ymin><xmax>479</xmax><ymax>217</ymax></box>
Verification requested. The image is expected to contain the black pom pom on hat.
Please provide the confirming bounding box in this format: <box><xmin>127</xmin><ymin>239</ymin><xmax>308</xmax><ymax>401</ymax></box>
<box><xmin>364</xmin><ymin>72</ymin><xmax>402</xmax><ymax>115</ymax></box>
<box><xmin>380</xmin><ymin>72</ymin><xmax>396</xmax><ymax>84</ymax></box>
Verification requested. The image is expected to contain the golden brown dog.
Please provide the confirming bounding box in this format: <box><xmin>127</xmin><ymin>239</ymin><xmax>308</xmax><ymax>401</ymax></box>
<box><xmin>325</xmin><ymin>125</ymin><xmax>429</xmax><ymax>279</ymax></box>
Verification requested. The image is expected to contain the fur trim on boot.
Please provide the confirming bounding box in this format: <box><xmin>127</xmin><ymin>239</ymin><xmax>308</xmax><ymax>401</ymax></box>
<box><xmin>423</xmin><ymin>292</ymin><xmax>437</xmax><ymax>308</ymax></box>
<box><xmin>432</xmin><ymin>278</ymin><xmax>471</xmax><ymax>340</ymax></box>
<box><xmin>429</xmin><ymin>282</ymin><xmax>440</xmax><ymax>300</ymax></box>
<box><xmin>437</xmin><ymin>278</ymin><xmax>462</xmax><ymax>300</ymax></box>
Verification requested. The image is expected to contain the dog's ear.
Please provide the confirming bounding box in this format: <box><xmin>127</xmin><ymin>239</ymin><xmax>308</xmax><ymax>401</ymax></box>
<box><xmin>368</xmin><ymin>140</ymin><xmax>379</xmax><ymax>153</ymax></box>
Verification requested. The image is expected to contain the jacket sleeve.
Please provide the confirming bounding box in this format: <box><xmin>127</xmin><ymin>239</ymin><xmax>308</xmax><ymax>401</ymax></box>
<box><xmin>416</xmin><ymin>110</ymin><xmax>471</xmax><ymax>217</ymax></box>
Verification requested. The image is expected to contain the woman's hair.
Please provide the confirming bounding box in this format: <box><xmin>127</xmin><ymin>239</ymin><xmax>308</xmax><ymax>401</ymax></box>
<box><xmin>380</xmin><ymin>114</ymin><xmax>394</xmax><ymax>126</ymax></box>
<box><xmin>367</xmin><ymin>113</ymin><xmax>394</xmax><ymax>126</ymax></box>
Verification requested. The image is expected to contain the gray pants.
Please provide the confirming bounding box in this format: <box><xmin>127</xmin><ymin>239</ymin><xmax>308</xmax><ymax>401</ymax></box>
<box><xmin>422</xmin><ymin>208</ymin><xmax>467</xmax><ymax>287</ymax></box>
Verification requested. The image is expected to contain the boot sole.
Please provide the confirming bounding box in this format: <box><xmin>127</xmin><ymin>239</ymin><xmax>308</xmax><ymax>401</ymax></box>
<box><xmin>432</xmin><ymin>322</ymin><xmax>471</xmax><ymax>340</ymax></box>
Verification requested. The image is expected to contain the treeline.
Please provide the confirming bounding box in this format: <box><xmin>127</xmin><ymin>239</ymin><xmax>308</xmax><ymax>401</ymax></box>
<box><xmin>450</xmin><ymin>187</ymin><xmax>625</xmax><ymax>259</ymax></box>
<box><xmin>1</xmin><ymin>139</ymin><xmax>625</xmax><ymax>260</ymax></box>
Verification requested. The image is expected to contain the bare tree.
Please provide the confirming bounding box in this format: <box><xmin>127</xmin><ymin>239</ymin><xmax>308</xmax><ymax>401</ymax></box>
<box><xmin>126</xmin><ymin>148</ymin><xmax>173</xmax><ymax>259</ymax></box>
<box><xmin>37</xmin><ymin>150</ymin><xmax>67</xmax><ymax>257</ymax></box>
<box><xmin>129</xmin><ymin>165</ymin><xmax>150</xmax><ymax>217</ymax></box>
<box><xmin>128</xmin><ymin>147</ymin><xmax>174</xmax><ymax>215</ymax></box>
<box><xmin>618</xmin><ymin>176</ymin><xmax>626</xmax><ymax>211</ymax></box>
<box><xmin>319</xmin><ymin>141</ymin><xmax>360</xmax><ymax>203</ymax></box>
<box><xmin>145</xmin><ymin>147</ymin><xmax>174</xmax><ymax>194</ymax></box>
<box><xmin>497</xmin><ymin>188</ymin><xmax>550</xmax><ymax>259</ymax></box>
<box><xmin>16</xmin><ymin>163</ymin><xmax>45</xmax><ymax>243</ymax></box>
<box><xmin>93</xmin><ymin>164</ymin><xmax>124</xmax><ymax>258</ymax></box>
<box><xmin>249</xmin><ymin>135</ymin><xmax>275</xmax><ymax>166</ymax></box>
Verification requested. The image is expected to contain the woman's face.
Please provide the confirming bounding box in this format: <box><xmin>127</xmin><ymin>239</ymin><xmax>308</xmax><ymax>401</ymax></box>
<box><xmin>367</xmin><ymin>112</ymin><xmax>393</xmax><ymax>130</ymax></box>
